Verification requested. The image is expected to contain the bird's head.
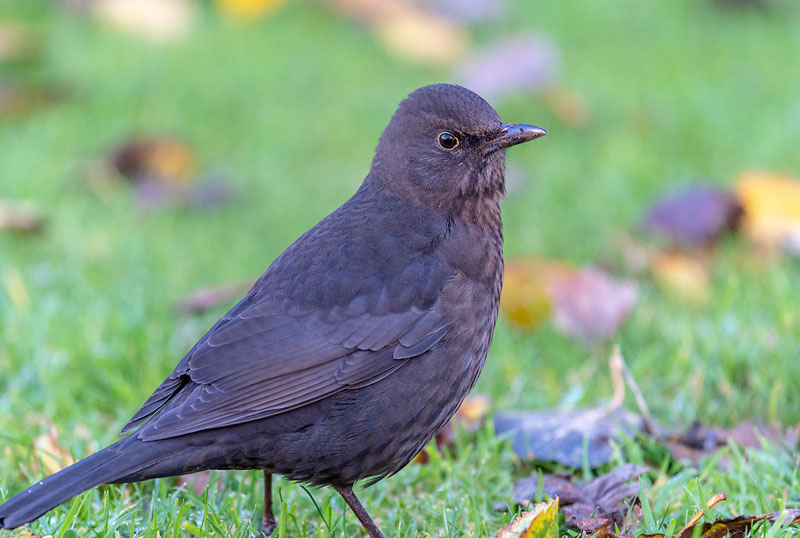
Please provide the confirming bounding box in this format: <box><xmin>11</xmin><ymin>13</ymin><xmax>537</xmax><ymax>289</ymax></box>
<box><xmin>370</xmin><ymin>83</ymin><xmax>547</xmax><ymax>203</ymax></box>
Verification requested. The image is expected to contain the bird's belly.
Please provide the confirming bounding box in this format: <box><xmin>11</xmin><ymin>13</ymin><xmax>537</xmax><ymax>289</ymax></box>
<box><xmin>238</xmin><ymin>326</ymin><xmax>491</xmax><ymax>487</ymax></box>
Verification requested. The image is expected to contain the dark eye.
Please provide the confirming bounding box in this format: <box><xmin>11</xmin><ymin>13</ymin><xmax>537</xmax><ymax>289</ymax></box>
<box><xmin>437</xmin><ymin>132</ymin><xmax>459</xmax><ymax>150</ymax></box>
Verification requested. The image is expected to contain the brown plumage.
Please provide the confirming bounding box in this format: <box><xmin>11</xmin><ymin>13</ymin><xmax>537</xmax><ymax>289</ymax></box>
<box><xmin>0</xmin><ymin>83</ymin><xmax>547</xmax><ymax>537</ymax></box>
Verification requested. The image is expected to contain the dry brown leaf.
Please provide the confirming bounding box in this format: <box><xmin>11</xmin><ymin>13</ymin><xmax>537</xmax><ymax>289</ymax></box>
<box><xmin>105</xmin><ymin>136</ymin><xmax>231</xmax><ymax>211</ymax></box>
<box><xmin>32</xmin><ymin>422</ymin><xmax>74</xmax><ymax>476</ymax></box>
<box><xmin>329</xmin><ymin>0</ymin><xmax>468</xmax><ymax>66</ymax></box>
<box><xmin>111</xmin><ymin>136</ymin><xmax>196</xmax><ymax>186</ymax></box>
<box><xmin>508</xmin><ymin>464</ymin><xmax>647</xmax><ymax>532</ymax></box>
<box><xmin>0</xmin><ymin>83</ymin><xmax>65</xmax><ymax>119</ymax></box>
<box><xmin>495</xmin><ymin>408</ymin><xmax>645</xmax><ymax>468</ymax></box>
<box><xmin>0</xmin><ymin>201</ymin><xmax>45</xmax><ymax>233</ymax></box>
<box><xmin>175</xmin><ymin>281</ymin><xmax>253</xmax><ymax>315</ymax></box>
<box><xmin>664</xmin><ymin>420</ymin><xmax>797</xmax><ymax>465</ymax></box>
<box><xmin>549</xmin><ymin>268</ymin><xmax>638</xmax><ymax>344</ymax></box>
<box><xmin>454</xmin><ymin>34</ymin><xmax>557</xmax><ymax>102</ymax></box>
<box><xmin>650</xmin><ymin>251</ymin><xmax>711</xmax><ymax>305</ymax></box>
<box><xmin>94</xmin><ymin>0</ymin><xmax>195</xmax><ymax>42</ymax></box>
<box><xmin>216</xmin><ymin>0</ymin><xmax>287</xmax><ymax>18</ymax></box>
<box><xmin>496</xmin><ymin>498</ymin><xmax>559</xmax><ymax>538</ymax></box>
<box><xmin>657</xmin><ymin>509</ymin><xmax>800</xmax><ymax>538</ymax></box>
<box><xmin>0</xmin><ymin>24</ymin><xmax>39</xmax><ymax>63</ymax></box>
<box><xmin>175</xmin><ymin>470</ymin><xmax>223</xmax><ymax>496</ymax></box>
<box><xmin>735</xmin><ymin>170</ymin><xmax>800</xmax><ymax>250</ymax></box>
<box><xmin>642</xmin><ymin>185</ymin><xmax>743</xmax><ymax>246</ymax></box>
<box><xmin>499</xmin><ymin>257</ymin><xmax>574</xmax><ymax>331</ymax></box>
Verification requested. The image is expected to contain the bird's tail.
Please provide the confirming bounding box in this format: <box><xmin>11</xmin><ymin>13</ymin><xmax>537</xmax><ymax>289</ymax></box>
<box><xmin>0</xmin><ymin>433</ymin><xmax>185</xmax><ymax>529</ymax></box>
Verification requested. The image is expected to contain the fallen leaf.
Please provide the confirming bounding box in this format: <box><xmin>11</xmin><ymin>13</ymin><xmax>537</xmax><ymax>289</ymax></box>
<box><xmin>650</xmin><ymin>251</ymin><xmax>711</xmax><ymax>305</ymax></box>
<box><xmin>0</xmin><ymin>24</ymin><xmax>39</xmax><ymax>64</ymax></box>
<box><xmin>0</xmin><ymin>527</ymin><xmax>43</xmax><ymax>538</ymax></box>
<box><xmin>663</xmin><ymin>420</ymin><xmax>797</xmax><ymax>465</ymax></box>
<box><xmin>499</xmin><ymin>257</ymin><xmax>574</xmax><ymax>331</ymax></box>
<box><xmin>175</xmin><ymin>470</ymin><xmax>221</xmax><ymax>497</ymax></box>
<box><xmin>430</xmin><ymin>0</ymin><xmax>508</xmax><ymax>24</ymax></box>
<box><xmin>455</xmin><ymin>34</ymin><xmax>558</xmax><ymax>102</ymax></box>
<box><xmin>106</xmin><ymin>137</ymin><xmax>231</xmax><ymax>211</ymax></box>
<box><xmin>175</xmin><ymin>280</ymin><xmax>253</xmax><ymax>315</ymax></box>
<box><xmin>373</xmin><ymin>8</ymin><xmax>467</xmax><ymax>66</ymax></box>
<box><xmin>455</xmin><ymin>393</ymin><xmax>492</xmax><ymax>427</ymax></box>
<box><xmin>0</xmin><ymin>83</ymin><xmax>65</xmax><ymax>119</ymax></box>
<box><xmin>541</xmin><ymin>86</ymin><xmax>590</xmax><ymax>129</ymax></box>
<box><xmin>735</xmin><ymin>170</ymin><xmax>800</xmax><ymax>250</ymax></box>
<box><xmin>94</xmin><ymin>0</ymin><xmax>195</xmax><ymax>42</ymax></box>
<box><xmin>32</xmin><ymin>422</ymin><xmax>74</xmax><ymax>475</ymax></box>
<box><xmin>216</xmin><ymin>0</ymin><xmax>287</xmax><ymax>19</ymax></box>
<box><xmin>496</xmin><ymin>498</ymin><xmax>559</xmax><ymax>538</ymax></box>
<box><xmin>0</xmin><ymin>201</ymin><xmax>46</xmax><ymax>233</ymax></box>
<box><xmin>508</xmin><ymin>464</ymin><xmax>647</xmax><ymax>532</ymax></box>
<box><xmin>507</xmin><ymin>473</ymin><xmax>582</xmax><ymax>508</ymax></box>
<box><xmin>415</xmin><ymin>394</ymin><xmax>491</xmax><ymax>464</ymax></box>
<box><xmin>549</xmin><ymin>268</ymin><xmax>638</xmax><ymax>344</ymax></box>
<box><xmin>671</xmin><ymin>509</ymin><xmax>800</xmax><ymax>538</ymax></box>
<box><xmin>2</xmin><ymin>267</ymin><xmax>30</xmax><ymax>313</ymax></box>
<box><xmin>329</xmin><ymin>0</ymin><xmax>468</xmax><ymax>66</ymax></box>
<box><xmin>111</xmin><ymin>136</ymin><xmax>196</xmax><ymax>186</ymax></box>
<box><xmin>494</xmin><ymin>408</ymin><xmax>645</xmax><ymax>468</ymax></box>
<box><xmin>642</xmin><ymin>185</ymin><xmax>743</xmax><ymax>246</ymax></box>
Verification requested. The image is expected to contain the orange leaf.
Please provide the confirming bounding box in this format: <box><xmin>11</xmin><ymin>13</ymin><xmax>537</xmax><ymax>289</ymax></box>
<box><xmin>32</xmin><ymin>423</ymin><xmax>74</xmax><ymax>475</ymax></box>
<box><xmin>735</xmin><ymin>170</ymin><xmax>800</xmax><ymax>248</ymax></box>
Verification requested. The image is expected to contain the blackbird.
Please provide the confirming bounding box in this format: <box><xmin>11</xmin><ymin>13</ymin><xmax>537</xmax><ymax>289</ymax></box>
<box><xmin>0</xmin><ymin>83</ymin><xmax>546</xmax><ymax>537</ymax></box>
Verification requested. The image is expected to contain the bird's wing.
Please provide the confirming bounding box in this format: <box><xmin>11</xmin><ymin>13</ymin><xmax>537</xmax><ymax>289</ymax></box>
<box><xmin>123</xmin><ymin>273</ymin><xmax>457</xmax><ymax>441</ymax></box>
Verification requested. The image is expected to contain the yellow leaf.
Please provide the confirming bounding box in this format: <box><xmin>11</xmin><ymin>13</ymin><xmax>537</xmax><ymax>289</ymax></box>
<box><xmin>216</xmin><ymin>0</ymin><xmax>287</xmax><ymax>19</ymax></box>
<box><xmin>735</xmin><ymin>170</ymin><xmax>800</xmax><ymax>247</ymax></box>
<box><xmin>496</xmin><ymin>498</ymin><xmax>559</xmax><ymax>538</ymax></box>
<box><xmin>2</xmin><ymin>267</ymin><xmax>30</xmax><ymax>313</ymax></box>
<box><xmin>650</xmin><ymin>251</ymin><xmax>710</xmax><ymax>305</ymax></box>
<box><xmin>0</xmin><ymin>527</ymin><xmax>43</xmax><ymax>538</ymax></box>
<box><xmin>500</xmin><ymin>258</ymin><xmax>574</xmax><ymax>330</ymax></box>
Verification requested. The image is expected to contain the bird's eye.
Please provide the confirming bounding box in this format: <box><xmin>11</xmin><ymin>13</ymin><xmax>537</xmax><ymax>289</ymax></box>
<box><xmin>437</xmin><ymin>132</ymin><xmax>459</xmax><ymax>150</ymax></box>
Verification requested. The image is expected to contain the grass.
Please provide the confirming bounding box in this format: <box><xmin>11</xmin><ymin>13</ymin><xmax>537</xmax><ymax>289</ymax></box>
<box><xmin>1</xmin><ymin>0</ymin><xmax>800</xmax><ymax>536</ymax></box>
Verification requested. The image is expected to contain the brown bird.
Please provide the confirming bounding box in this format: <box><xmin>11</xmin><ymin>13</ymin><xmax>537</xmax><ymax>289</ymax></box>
<box><xmin>0</xmin><ymin>83</ymin><xmax>546</xmax><ymax>537</ymax></box>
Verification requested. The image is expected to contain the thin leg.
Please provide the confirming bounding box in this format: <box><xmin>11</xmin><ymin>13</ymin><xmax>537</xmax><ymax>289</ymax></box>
<box><xmin>334</xmin><ymin>484</ymin><xmax>385</xmax><ymax>538</ymax></box>
<box><xmin>256</xmin><ymin>472</ymin><xmax>277</xmax><ymax>537</ymax></box>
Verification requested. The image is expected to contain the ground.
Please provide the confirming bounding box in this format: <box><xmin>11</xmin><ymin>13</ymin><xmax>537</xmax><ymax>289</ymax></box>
<box><xmin>1</xmin><ymin>0</ymin><xmax>799</xmax><ymax>536</ymax></box>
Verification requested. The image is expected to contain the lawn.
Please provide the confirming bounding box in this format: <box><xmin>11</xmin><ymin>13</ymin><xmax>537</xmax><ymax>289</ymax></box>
<box><xmin>1</xmin><ymin>0</ymin><xmax>799</xmax><ymax>536</ymax></box>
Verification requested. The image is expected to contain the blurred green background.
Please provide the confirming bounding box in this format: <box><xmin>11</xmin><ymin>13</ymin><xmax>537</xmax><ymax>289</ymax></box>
<box><xmin>1</xmin><ymin>0</ymin><xmax>799</xmax><ymax>536</ymax></box>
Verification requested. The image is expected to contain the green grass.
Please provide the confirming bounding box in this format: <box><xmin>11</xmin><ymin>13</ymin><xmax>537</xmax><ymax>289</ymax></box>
<box><xmin>1</xmin><ymin>0</ymin><xmax>799</xmax><ymax>536</ymax></box>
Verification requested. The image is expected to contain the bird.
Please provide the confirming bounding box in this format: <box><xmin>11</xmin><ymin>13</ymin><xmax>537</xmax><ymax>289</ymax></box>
<box><xmin>0</xmin><ymin>83</ymin><xmax>547</xmax><ymax>537</ymax></box>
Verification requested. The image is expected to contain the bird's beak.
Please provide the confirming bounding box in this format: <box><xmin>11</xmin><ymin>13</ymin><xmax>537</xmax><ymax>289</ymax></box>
<box><xmin>484</xmin><ymin>123</ymin><xmax>548</xmax><ymax>151</ymax></box>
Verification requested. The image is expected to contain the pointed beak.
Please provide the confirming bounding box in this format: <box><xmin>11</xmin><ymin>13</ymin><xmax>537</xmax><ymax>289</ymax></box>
<box><xmin>483</xmin><ymin>123</ymin><xmax>548</xmax><ymax>152</ymax></box>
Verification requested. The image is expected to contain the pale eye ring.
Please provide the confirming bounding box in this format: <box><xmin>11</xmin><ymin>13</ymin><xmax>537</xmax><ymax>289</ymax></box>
<box><xmin>437</xmin><ymin>131</ymin><xmax>459</xmax><ymax>150</ymax></box>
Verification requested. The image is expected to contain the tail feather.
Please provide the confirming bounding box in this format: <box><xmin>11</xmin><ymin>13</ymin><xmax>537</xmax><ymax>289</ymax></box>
<box><xmin>0</xmin><ymin>434</ymin><xmax>182</xmax><ymax>529</ymax></box>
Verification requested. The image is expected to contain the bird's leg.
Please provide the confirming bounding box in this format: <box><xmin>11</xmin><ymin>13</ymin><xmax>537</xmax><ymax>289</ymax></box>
<box><xmin>256</xmin><ymin>472</ymin><xmax>277</xmax><ymax>537</ymax></box>
<box><xmin>334</xmin><ymin>484</ymin><xmax>385</xmax><ymax>538</ymax></box>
